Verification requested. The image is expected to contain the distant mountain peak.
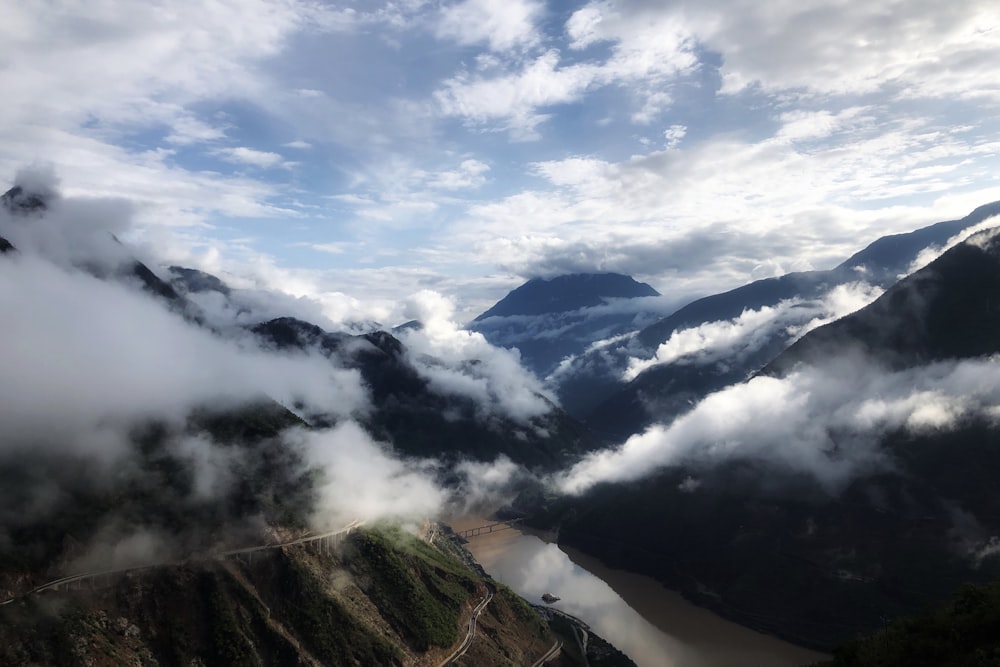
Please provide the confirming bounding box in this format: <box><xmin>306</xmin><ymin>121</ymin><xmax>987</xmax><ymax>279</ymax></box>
<box><xmin>474</xmin><ymin>272</ymin><xmax>660</xmax><ymax>321</ymax></box>
<box><xmin>0</xmin><ymin>185</ymin><xmax>50</xmax><ymax>216</ymax></box>
<box><xmin>167</xmin><ymin>265</ymin><xmax>232</xmax><ymax>296</ymax></box>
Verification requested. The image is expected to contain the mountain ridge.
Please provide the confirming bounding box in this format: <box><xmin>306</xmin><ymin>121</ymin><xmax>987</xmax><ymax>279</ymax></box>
<box><xmin>474</xmin><ymin>272</ymin><xmax>660</xmax><ymax>321</ymax></box>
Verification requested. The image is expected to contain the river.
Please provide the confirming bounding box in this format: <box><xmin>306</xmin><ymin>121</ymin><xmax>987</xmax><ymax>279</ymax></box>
<box><xmin>447</xmin><ymin>517</ymin><xmax>827</xmax><ymax>667</ymax></box>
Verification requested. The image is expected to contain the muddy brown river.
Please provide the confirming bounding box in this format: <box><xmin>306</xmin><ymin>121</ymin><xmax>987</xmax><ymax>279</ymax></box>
<box><xmin>448</xmin><ymin>517</ymin><xmax>827</xmax><ymax>667</ymax></box>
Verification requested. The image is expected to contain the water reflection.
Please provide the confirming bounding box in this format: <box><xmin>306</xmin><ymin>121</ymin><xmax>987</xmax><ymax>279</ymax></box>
<box><xmin>460</xmin><ymin>525</ymin><xmax>825</xmax><ymax>667</ymax></box>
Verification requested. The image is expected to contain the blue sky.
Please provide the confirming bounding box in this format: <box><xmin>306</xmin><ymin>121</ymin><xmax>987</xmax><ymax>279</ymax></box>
<box><xmin>3</xmin><ymin>0</ymin><xmax>1000</xmax><ymax>324</ymax></box>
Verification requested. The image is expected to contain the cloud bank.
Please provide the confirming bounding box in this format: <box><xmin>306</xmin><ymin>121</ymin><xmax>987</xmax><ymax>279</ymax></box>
<box><xmin>623</xmin><ymin>282</ymin><xmax>884</xmax><ymax>381</ymax></box>
<box><xmin>556</xmin><ymin>354</ymin><xmax>1000</xmax><ymax>495</ymax></box>
<box><xmin>400</xmin><ymin>290</ymin><xmax>554</xmax><ymax>422</ymax></box>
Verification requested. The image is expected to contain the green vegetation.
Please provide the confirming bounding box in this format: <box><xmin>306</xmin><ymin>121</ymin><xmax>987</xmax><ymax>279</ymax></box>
<box><xmin>276</xmin><ymin>552</ymin><xmax>402</xmax><ymax>666</ymax></box>
<box><xmin>496</xmin><ymin>584</ymin><xmax>548</xmax><ymax>638</ymax></box>
<box><xmin>818</xmin><ymin>581</ymin><xmax>1000</xmax><ymax>667</ymax></box>
<box><xmin>347</xmin><ymin>525</ymin><xmax>478</xmax><ymax>651</ymax></box>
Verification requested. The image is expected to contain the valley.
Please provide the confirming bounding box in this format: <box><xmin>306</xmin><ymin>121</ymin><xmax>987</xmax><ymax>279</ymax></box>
<box><xmin>7</xmin><ymin>3</ymin><xmax>1000</xmax><ymax>664</ymax></box>
<box><xmin>3</xmin><ymin>176</ymin><xmax>1000</xmax><ymax>664</ymax></box>
<box><xmin>448</xmin><ymin>516</ymin><xmax>827</xmax><ymax>667</ymax></box>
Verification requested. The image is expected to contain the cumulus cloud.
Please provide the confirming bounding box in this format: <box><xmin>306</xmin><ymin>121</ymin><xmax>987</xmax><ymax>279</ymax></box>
<box><xmin>450</xmin><ymin>456</ymin><xmax>525</xmax><ymax>513</ymax></box>
<box><xmin>559</xmin><ymin>0</ymin><xmax>1000</xmax><ymax>101</ymax></box>
<box><xmin>0</xmin><ymin>174</ymin><xmax>569</xmax><ymax>570</ymax></box>
<box><xmin>623</xmin><ymin>282</ymin><xmax>884</xmax><ymax>380</ymax></box>
<box><xmin>435</xmin><ymin>11</ymin><xmax>696</xmax><ymax>137</ymax></box>
<box><xmin>213</xmin><ymin>146</ymin><xmax>289</xmax><ymax>169</ymax></box>
<box><xmin>0</xmin><ymin>252</ymin><xmax>370</xmax><ymax>456</ymax></box>
<box><xmin>557</xmin><ymin>355</ymin><xmax>1000</xmax><ymax>495</ymax></box>
<box><xmin>0</xmin><ymin>177</ymin><xmax>454</xmax><ymax>547</ymax></box>
<box><xmin>907</xmin><ymin>214</ymin><xmax>1000</xmax><ymax>274</ymax></box>
<box><xmin>1</xmin><ymin>165</ymin><xmax>134</xmax><ymax>271</ymax></box>
<box><xmin>297</xmin><ymin>423</ymin><xmax>448</xmax><ymax>529</ymax></box>
<box><xmin>426</xmin><ymin>159</ymin><xmax>491</xmax><ymax>190</ymax></box>
<box><xmin>399</xmin><ymin>290</ymin><xmax>554</xmax><ymax>422</ymax></box>
<box><xmin>435</xmin><ymin>0</ymin><xmax>543</xmax><ymax>52</ymax></box>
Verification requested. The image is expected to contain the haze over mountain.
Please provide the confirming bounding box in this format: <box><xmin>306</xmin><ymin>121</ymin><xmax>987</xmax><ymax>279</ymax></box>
<box><xmin>0</xmin><ymin>173</ymin><xmax>575</xmax><ymax>576</ymax></box>
<box><xmin>471</xmin><ymin>273</ymin><xmax>671</xmax><ymax>379</ymax></box>
<box><xmin>534</xmin><ymin>224</ymin><xmax>1000</xmax><ymax>649</ymax></box>
<box><xmin>536</xmin><ymin>202</ymin><xmax>1000</xmax><ymax>438</ymax></box>
<box><xmin>0</xmin><ymin>173</ymin><xmax>636</xmax><ymax>665</ymax></box>
<box><xmin>7</xmin><ymin>0</ymin><xmax>1000</xmax><ymax>663</ymax></box>
<box><xmin>6</xmin><ymin>164</ymin><xmax>1000</xmax><ymax>663</ymax></box>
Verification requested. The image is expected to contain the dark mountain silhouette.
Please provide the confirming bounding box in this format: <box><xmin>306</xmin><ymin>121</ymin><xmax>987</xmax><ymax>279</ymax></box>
<box><xmin>251</xmin><ymin>317</ymin><xmax>598</xmax><ymax>469</ymax></box>
<box><xmin>638</xmin><ymin>201</ymin><xmax>1000</xmax><ymax>351</ymax></box>
<box><xmin>1</xmin><ymin>185</ymin><xmax>196</xmax><ymax>317</ymax></box>
<box><xmin>0</xmin><ymin>236</ymin><xmax>14</xmax><ymax>254</ymax></box>
<box><xmin>470</xmin><ymin>273</ymin><xmax>665</xmax><ymax>379</ymax></box>
<box><xmin>0</xmin><ymin>185</ymin><xmax>48</xmax><ymax>215</ymax></box>
<box><xmin>764</xmin><ymin>227</ymin><xmax>1000</xmax><ymax>375</ymax></box>
<box><xmin>475</xmin><ymin>273</ymin><xmax>659</xmax><ymax>320</ymax></box>
<box><xmin>574</xmin><ymin>202</ymin><xmax>1000</xmax><ymax>440</ymax></box>
<box><xmin>168</xmin><ymin>265</ymin><xmax>232</xmax><ymax>296</ymax></box>
<box><xmin>0</xmin><ymin>178</ymin><xmax>620</xmax><ymax>666</ymax></box>
<box><xmin>529</xmin><ymin>227</ymin><xmax>1000</xmax><ymax>652</ymax></box>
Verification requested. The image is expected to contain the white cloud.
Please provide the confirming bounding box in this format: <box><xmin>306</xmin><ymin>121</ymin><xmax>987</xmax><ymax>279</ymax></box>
<box><xmin>557</xmin><ymin>355</ymin><xmax>1000</xmax><ymax>495</ymax></box>
<box><xmin>622</xmin><ymin>282</ymin><xmax>883</xmax><ymax>381</ymax></box>
<box><xmin>435</xmin><ymin>4</ymin><xmax>696</xmax><ymax>136</ymax></box>
<box><xmin>663</xmin><ymin>124</ymin><xmax>687</xmax><ymax>148</ymax></box>
<box><xmin>445</xmin><ymin>111</ymin><xmax>1000</xmax><ymax>298</ymax></box>
<box><xmin>214</xmin><ymin>146</ymin><xmax>287</xmax><ymax>168</ymax></box>
<box><xmin>559</xmin><ymin>0</ymin><xmax>1000</xmax><ymax>102</ymax></box>
<box><xmin>399</xmin><ymin>290</ymin><xmax>553</xmax><ymax>422</ymax></box>
<box><xmin>686</xmin><ymin>0</ymin><xmax>1000</xmax><ymax>99</ymax></box>
<box><xmin>435</xmin><ymin>0</ymin><xmax>543</xmax><ymax>52</ymax></box>
<box><xmin>427</xmin><ymin>159</ymin><xmax>491</xmax><ymax>190</ymax></box>
<box><xmin>298</xmin><ymin>423</ymin><xmax>447</xmax><ymax>529</ymax></box>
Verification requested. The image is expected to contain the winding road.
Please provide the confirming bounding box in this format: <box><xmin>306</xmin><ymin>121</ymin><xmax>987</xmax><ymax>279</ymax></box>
<box><xmin>530</xmin><ymin>639</ymin><xmax>564</xmax><ymax>667</ymax></box>
<box><xmin>0</xmin><ymin>520</ymin><xmax>362</xmax><ymax>607</ymax></box>
<box><xmin>438</xmin><ymin>583</ymin><xmax>495</xmax><ymax>666</ymax></box>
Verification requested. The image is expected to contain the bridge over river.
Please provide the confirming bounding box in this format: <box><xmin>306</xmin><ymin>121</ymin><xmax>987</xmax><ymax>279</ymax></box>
<box><xmin>455</xmin><ymin>518</ymin><xmax>524</xmax><ymax>539</ymax></box>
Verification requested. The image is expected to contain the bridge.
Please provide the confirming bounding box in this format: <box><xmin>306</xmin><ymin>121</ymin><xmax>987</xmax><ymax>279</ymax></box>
<box><xmin>455</xmin><ymin>518</ymin><xmax>524</xmax><ymax>539</ymax></box>
<box><xmin>0</xmin><ymin>520</ymin><xmax>363</xmax><ymax>607</ymax></box>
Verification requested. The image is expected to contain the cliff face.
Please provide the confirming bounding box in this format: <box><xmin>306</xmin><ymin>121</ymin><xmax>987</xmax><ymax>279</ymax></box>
<box><xmin>0</xmin><ymin>526</ymin><xmax>557</xmax><ymax>667</ymax></box>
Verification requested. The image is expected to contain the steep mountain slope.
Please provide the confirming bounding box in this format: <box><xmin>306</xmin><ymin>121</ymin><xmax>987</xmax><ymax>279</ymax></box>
<box><xmin>0</xmin><ymin>525</ymin><xmax>569</xmax><ymax>667</ymax></box>
<box><xmin>574</xmin><ymin>202</ymin><xmax>1000</xmax><ymax>440</ymax></box>
<box><xmin>818</xmin><ymin>580</ymin><xmax>1000</xmax><ymax>667</ymax></box>
<box><xmin>530</xmin><ymin>228</ymin><xmax>1000</xmax><ymax>651</ymax></box>
<box><xmin>1</xmin><ymin>185</ymin><xmax>201</xmax><ymax>322</ymax></box>
<box><xmin>470</xmin><ymin>273</ymin><xmax>665</xmax><ymax>380</ymax></box>
<box><xmin>764</xmin><ymin>229</ymin><xmax>1000</xmax><ymax>375</ymax></box>
<box><xmin>476</xmin><ymin>273</ymin><xmax>659</xmax><ymax>320</ymax></box>
<box><xmin>251</xmin><ymin>316</ymin><xmax>599</xmax><ymax>469</ymax></box>
<box><xmin>0</xmin><ymin>175</ymin><xmax>634</xmax><ymax>666</ymax></box>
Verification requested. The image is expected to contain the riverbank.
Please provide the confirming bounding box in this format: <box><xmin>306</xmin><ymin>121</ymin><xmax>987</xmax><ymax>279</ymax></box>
<box><xmin>446</xmin><ymin>516</ymin><xmax>827</xmax><ymax>667</ymax></box>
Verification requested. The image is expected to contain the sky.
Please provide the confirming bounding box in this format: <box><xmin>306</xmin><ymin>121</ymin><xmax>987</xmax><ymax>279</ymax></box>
<box><xmin>4</xmin><ymin>0</ymin><xmax>1000</xmax><ymax>324</ymax></box>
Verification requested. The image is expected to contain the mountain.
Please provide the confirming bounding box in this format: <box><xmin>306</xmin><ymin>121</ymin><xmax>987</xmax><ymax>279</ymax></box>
<box><xmin>470</xmin><ymin>273</ymin><xmax>665</xmax><ymax>380</ymax></box>
<box><xmin>570</xmin><ymin>202</ymin><xmax>1000</xmax><ymax>440</ymax></box>
<box><xmin>168</xmin><ymin>265</ymin><xmax>232</xmax><ymax>296</ymax></box>
<box><xmin>475</xmin><ymin>273</ymin><xmax>659</xmax><ymax>320</ymax></box>
<box><xmin>527</xmin><ymin>227</ymin><xmax>1000</xmax><ymax>651</ymax></box>
<box><xmin>0</xmin><ymin>185</ymin><xmax>47</xmax><ymax>215</ymax></box>
<box><xmin>0</xmin><ymin>178</ymin><xmax>630</xmax><ymax>666</ymax></box>
<box><xmin>764</xmin><ymin>227</ymin><xmax>1000</xmax><ymax>375</ymax></box>
<box><xmin>818</xmin><ymin>579</ymin><xmax>1000</xmax><ymax>666</ymax></box>
<box><xmin>0</xmin><ymin>522</ymin><xmax>592</xmax><ymax>666</ymax></box>
<box><xmin>251</xmin><ymin>316</ymin><xmax>599</xmax><ymax>469</ymax></box>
